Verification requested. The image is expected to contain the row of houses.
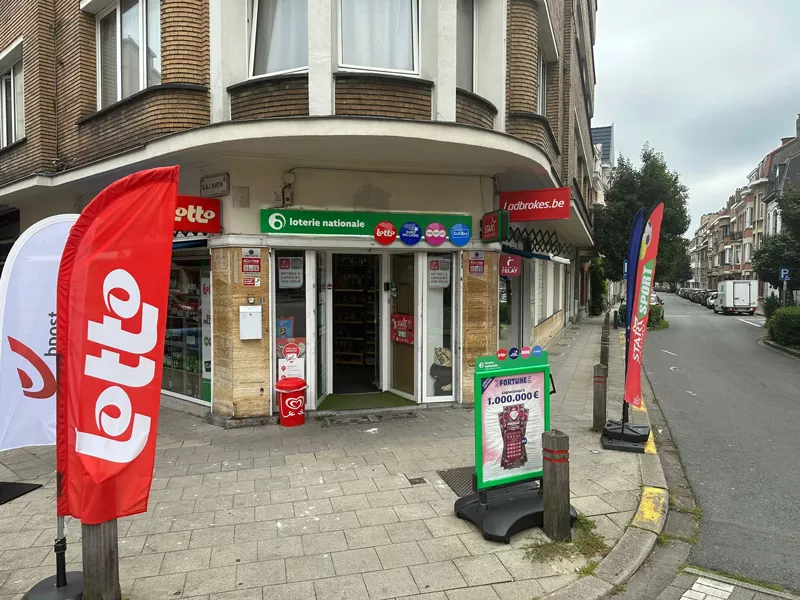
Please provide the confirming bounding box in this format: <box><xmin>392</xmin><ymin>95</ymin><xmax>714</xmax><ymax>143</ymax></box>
<box><xmin>689</xmin><ymin>114</ymin><xmax>800</xmax><ymax>298</ymax></box>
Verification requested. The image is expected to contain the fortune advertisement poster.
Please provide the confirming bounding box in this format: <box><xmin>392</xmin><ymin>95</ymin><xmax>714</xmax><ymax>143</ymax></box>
<box><xmin>480</xmin><ymin>371</ymin><xmax>545</xmax><ymax>487</ymax></box>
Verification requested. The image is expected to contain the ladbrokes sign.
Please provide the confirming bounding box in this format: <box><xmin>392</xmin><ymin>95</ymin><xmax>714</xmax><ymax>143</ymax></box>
<box><xmin>57</xmin><ymin>167</ymin><xmax>177</xmax><ymax>524</ymax></box>
<box><xmin>499</xmin><ymin>187</ymin><xmax>571</xmax><ymax>222</ymax></box>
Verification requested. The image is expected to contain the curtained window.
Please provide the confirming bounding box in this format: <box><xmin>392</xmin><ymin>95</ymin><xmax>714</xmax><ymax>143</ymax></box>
<box><xmin>340</xmin><ymin>0</ymin><xmax>418</xmax><ymax>73</ymax></box>
<box><xmin>251</xmin><ymin>0</ymin><xmax>309</xmax><ymax>76</ymax></box>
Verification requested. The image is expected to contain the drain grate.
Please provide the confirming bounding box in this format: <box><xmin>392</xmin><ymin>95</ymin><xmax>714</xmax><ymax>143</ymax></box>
<box><xmin>323</xmin><ymin>411</ymin><xmax>425</xmax><ymax>427</ymax></box>
<box><xmin>437</xmin><ymin>466</ymin><xmax>475</xmax><ymax>497</ymax></box>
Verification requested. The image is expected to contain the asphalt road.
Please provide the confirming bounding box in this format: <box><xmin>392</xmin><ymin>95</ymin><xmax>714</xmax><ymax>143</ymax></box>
<box><xmin>644</xmin><ymin>294</ymin><xmax>800</xmax><ymax>590</ymax></box>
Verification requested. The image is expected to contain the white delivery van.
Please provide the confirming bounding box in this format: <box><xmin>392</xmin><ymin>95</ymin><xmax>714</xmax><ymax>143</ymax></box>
<box><xmin>714</xmin><ymin>280</ymin><xmax>758</xmax><ymax>315</ymax></box>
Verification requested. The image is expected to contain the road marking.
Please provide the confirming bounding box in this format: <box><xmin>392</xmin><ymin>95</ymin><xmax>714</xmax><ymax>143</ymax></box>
<box><xmin>670</xmin><ymin>366</ymin><xmax>683</xmax><ymax>373</ymax></box>
<box><xmin>662</xmin><ymin>349</ymin><xmax>677</xmax><ymax>356</ymax></box>
<box><xmin>632</xmin><ymin>487</ymin><xmax>667</xmax><ymax>533</ymax></box>
<box><xmin>738</xmin><ymin>318</ymin><xmax>763</xmax><ymax>328</ymax></box>
<box><xmin>643</xmin><ymin>432</ymin><xmax>657</xmax><ymax>454</ymax></box>
<box><xmin>686</xmin><ymin>391</ymin><xmax>697</xmax><ymax>396</ymax></box>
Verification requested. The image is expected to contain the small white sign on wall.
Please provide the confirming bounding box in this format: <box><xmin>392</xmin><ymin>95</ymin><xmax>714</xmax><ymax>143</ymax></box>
<box><xmin>428</xmin><ymin>258</ymin><xmax>451</xmax><ymax>288</ymax></box>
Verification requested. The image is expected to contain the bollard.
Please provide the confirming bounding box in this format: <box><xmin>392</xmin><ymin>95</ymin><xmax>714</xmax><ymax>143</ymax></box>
<box><xmin>593</xmin><ymin>363</ymin><xmax>608</xmax><ymax>430</ymax></box>
<box><xmin>613</xmin><ymin>310</ymin><xmax>618</xmax><ymax>329</ymax></box>
<box><xmin>542</xmin><ymin>429</ymin><xmax>571</xmax><ymax>542</ymax></box>
<box><xmin>600</xmin><ymin>338</ymin><xmax>609</xmax><ymax>367</ymax></box>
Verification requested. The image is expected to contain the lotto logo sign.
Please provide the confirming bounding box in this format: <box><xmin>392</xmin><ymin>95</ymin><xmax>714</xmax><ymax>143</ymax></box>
<box><xmin>425</xmin><ymin>223</ymin><xmax>446</xmax><ymax>246</ymax></box>
<box><xmin>174</xmin><ymin>196</ymin><xmax>221</xmax><ymax>233</ymax></box>
<box><xmin>497</xmin><ymin>348</ymin><xmax>508</xmax><ymax>361</ymax></box>
<box><xmin>374</xmin><ymin>221</ymin><xmax>397</xmax><ymax>245</ymax></box>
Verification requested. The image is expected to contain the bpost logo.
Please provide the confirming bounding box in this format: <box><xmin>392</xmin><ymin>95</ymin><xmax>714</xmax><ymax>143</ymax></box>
<box><xmin>268</xmin><ymin>213</ymin><xmax>287</xmax><ymax>231</ymax></box>
<box><xmin>7</xmin><ymin>337</ymin><xmax>56</xmax><ymax>399</ymax></box>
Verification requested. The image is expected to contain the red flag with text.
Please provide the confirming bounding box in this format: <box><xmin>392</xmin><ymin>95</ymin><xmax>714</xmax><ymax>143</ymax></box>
<box><xmin>56</xmin><ymin>167</ymin><xmax>178</xmax><ymax>523</ymax></box>
<box><xmin>623</xmin><ymin>203</ymin><xmax>664</xmax><ymax>408</ymax></box>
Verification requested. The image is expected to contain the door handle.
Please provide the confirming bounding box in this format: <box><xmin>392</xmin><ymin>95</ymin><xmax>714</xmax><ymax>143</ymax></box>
<box><xmin>549</xmin><ymin>373</ymin><xmax>557</xmax><ymax>395</ymax></box>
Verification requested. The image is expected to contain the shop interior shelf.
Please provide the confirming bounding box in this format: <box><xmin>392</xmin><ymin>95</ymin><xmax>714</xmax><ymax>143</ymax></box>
<box><xmin>334</xmin><ymin>321</ymin><xmax>362</xmax><ymax>325</ymax></box>
<box><xmin>338</xmin><ymin>337</ymin><xmax>364</xmax><ymax>341</ymax></box>
<box><xmin>338</xmin><ymin>304</ymin><xmax>363</xmax><ymax>308</ymax></box>
<box><xmin>334</xmin><ymin>360</ymin><xmax>363</xmax><ymax>365</ymax></box>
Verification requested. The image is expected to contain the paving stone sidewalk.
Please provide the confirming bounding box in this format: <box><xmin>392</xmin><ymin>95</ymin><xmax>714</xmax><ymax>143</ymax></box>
<box><xmin>0</xmin><ymin>319</ymin><xmax>644</xmax><ymax>600</ymax></box>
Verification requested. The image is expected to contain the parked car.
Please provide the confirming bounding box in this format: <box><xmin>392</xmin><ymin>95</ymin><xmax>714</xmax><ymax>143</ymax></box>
<box><xmin>706</xmin><ymin>291</ymin><xmax>718</xmax><ymax>309</ymax></box>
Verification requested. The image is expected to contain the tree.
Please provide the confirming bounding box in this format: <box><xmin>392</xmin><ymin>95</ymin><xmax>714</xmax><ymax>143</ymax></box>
<box><xmin>593</xmin><ymin>146</ymin><xmax>691</xmax><ymax>282</ymax></box>
<box><xmin>777</xmin><ymin>184</ymin><xmax>800</xmax><ymax>242</ymax></box>
<box><xmin>753</xmin><ymin>232</ymin><xmax>800</xmax><ymax>291</ymax></box>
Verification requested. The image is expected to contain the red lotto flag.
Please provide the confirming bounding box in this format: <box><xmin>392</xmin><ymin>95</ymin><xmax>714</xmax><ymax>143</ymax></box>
<box><xmin>56</xmin><ymin>167</ymin><xmax>178</xmax><ymax>523</ymax></box>
<box><xmin>623</xmin><ymin>203</ymin><xmax>664</xmax><ymax>408</ymax></box>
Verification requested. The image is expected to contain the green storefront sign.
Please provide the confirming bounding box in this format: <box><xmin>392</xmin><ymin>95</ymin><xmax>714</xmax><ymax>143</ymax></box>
<box><xmin>261</xmin><ymin>209</ymin><xmax>471</xmax><ymax>237</ymax></box>
<box><xmin>474</xmin><ymin>350</ymin><xmax>552</xmax><ymax>490</ymax></box>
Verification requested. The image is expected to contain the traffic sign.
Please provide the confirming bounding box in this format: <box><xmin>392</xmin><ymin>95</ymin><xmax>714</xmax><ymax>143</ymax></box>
<box><xmin>623</xmin><ymin>260</ymin><xmax>628</xmax><ymax>281</ymax></box>
<box><xmin>779</xmin><ymin>266</ymin><xmax>790</xmax><ymax>281</ymax></box>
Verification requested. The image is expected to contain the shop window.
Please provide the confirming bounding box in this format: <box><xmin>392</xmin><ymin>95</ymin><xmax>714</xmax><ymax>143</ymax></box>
<box><xmin>456</xmin><ymin>0</ymin><xmax>474</xmax><ymax>91</ymax></box>
<box><xmin>427</xmin><ymin>253</ymin><xmax>454</xmax><ymax>398</ymax></box>
<box><xmin>249</xmin><ymin>0</ymin><xmax>308</xmax><ymax>77</ymax></box>
<box><xmin>274</xmin><ymin>250</ymin><xmax>308</xmax><ymax>383</ymax></box>
<box><xmin>499</xmin><ymin>274</ymin><xmax>521</xmax><ymax>349</ymax></box>
<box><xmin>97</xmin><ymin>0</ymin><xmax>161</xmax><ymax>109</ymax></box>
<box><xmin>164</xmin><ymin>259</ymin><xmax>211</xmax><ymax>402</ymax></box>
<box><xmin>339</xmin><ymin>0</ymin><xmax>418</xmax><ymax>73</ymax></box>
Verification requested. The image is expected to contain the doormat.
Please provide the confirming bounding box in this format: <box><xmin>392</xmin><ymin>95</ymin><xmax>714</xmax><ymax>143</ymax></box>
<box><xmin>437</xmin><ymin>466</ymin><xmax>475</xmax><ymax>498</ymax></box>
<box><xmin>317</xmin><ymin>392</ymin><xmax>416</xmax><ymax>411</ymax></box>
<box><xmin>323</xmin><ymin>411</ymin><xmax>424</xmax><ymax>427</ymax></box>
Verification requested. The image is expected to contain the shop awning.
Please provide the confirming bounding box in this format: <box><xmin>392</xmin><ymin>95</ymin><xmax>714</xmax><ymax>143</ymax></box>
<box><xmin>501</xmin><ymin>244</ymin><xmax>571</xmax><ymax>265</ymax></box>
<box><xmin>173</xmin><ymin>238</ymin><xmax>208</xmax><ymax>250</ymax></box>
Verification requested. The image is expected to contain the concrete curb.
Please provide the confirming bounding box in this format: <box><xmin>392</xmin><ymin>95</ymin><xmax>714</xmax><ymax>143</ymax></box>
<box><xmin>543</xmin><ymin>326</ymin><xmax>669</xmax><ymax>599</ymax></box>
<box><xmin>760</xmin><ymin>336</ymin><xmax>800</xmax><ymax>360</ymax></box>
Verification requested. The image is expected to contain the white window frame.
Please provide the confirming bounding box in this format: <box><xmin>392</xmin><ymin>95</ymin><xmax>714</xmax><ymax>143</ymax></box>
<box><xmin>537</xmin><ymin>50</ymin><xmax>547</xmax><ymax>115</ymax></box>
<box><xmin>247</xmin><ymin>0</ymin><xmax>309</xmax><ymax>80</ymax></box>
<box><xmin>337</xmin><ymin>0</ymin><xmax>420</xmax><ymax>76</ymax></box>
<box><xmin>456</xmin><ymin>0</ymin><xmax>477</xmax><ymax>91</ymax></box>
<box><xmin>95</xmin><ymin>0</ymin><xmax>160</xmax><ymax>110</ymax></box>
<box><xmin>0</xmin><ymin>59</ymin><xmax>22</xmax><ymax>148</ymax></box>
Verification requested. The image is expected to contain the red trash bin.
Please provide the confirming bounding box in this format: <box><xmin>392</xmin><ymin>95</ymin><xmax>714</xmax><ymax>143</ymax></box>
<box><xmin>276</xmin><ymin>377</ymin><xmax>307</xmax><ymax>427</ymax></box>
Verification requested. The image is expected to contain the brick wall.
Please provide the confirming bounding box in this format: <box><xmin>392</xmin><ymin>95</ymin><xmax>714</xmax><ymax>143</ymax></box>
<box><xmin>455</xmin><ymin>89</ymin><xmax>496</xmax><ymax>130</ymax></box>
<box><xmin>507</xmin><ymin>113</ymin><xmax>560</xmax><ymax>171</ymax></box>
<box><xmin>161</xmin><ymin>0</ymin><xmax>209</xmax><ymax>86</ymax></box>
<box><xmin>0</xmin><ymin>0</ymin><xmax>57</xmax><ymax>186</ymax></box>
<box><xmin>76</xmin><ymin>85</ymin><xmax>209</xmax><ymax>165</ymax></box>
<box><xmin>560</xmin><ymin>0</ymin><xmax>574</xmax><ymax>185</ymax></box>
<box><xmin>230</xmin><ymin>75</ymin><xmax>310</xmax><ymax>121</ymax></box>
<box><xmin>505</xmin><ymin>0</ymin><xmax>539</xmax><ymax>115</ymax></box>
<box><xmin>335</xmin><ymin>75</ymin><xmax>432</xmax><ymax>120</ymax></box>
<box><xmin>461</xmin><ymin>251</ymin><xmax>499</xmax><ymax>404</ymax></box>
<box><xmin>211</xmin><ymin>247</ymin><xmax>271</xmax><ymax>418</ymax></box>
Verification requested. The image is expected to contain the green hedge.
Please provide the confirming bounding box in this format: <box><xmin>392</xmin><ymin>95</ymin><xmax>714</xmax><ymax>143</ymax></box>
<box><xmin>649</xmin><ymin>304</ymin><xmax>663</xmax><ymax>325</ymax></box>
<box><xmin>763</xmin><ymin>293</ymin><xmax>781</xmax><ymax>320</ymax></box>
<box><xmin>767</xmin><ymin>306</ymin><xmax>800</xmax><ymax>348</ymax></box>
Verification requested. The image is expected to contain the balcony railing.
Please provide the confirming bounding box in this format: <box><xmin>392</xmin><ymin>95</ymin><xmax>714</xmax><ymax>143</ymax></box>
<box><xmin>731</xmin><ymin>232</ymin><xmax>743</xmax><ymax>241</ymax></box>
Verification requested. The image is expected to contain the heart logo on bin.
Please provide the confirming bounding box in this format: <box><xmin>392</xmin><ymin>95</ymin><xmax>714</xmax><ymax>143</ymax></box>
<box><xmin>285</xmin><ymin>396</ymin><xmax>304</xmax><ymax>411</ymax></box>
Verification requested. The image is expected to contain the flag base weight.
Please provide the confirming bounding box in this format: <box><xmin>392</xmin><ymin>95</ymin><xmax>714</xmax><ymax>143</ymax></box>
<box><xmin>0</xmin><ymin>482</ymin><xmax>42</xmax><ymax>505</ymax></box>
<box><xmin>601</xmin><ymin>419</ymin><xmax>650</xmax><ymax>442</ymax></box>
<box><xmin>22</xmin><ymin>573</ymin><xmax>83</xmax><ymax>600</ymax></box>
<box><xmin>600</xmin><ymin>434</ymin><xmax>646</xmax><ymax>454</ymax></box>
<box><xmin>454</xmin><ymin>481</ymin><xmax>578</xmax><ymax>543</ymax></box>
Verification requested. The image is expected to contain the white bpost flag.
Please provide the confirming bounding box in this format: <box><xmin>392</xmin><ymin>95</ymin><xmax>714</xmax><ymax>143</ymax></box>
<box><xmin>0</xmin><ymin>215</ymin><xmax>78</xmax><ymax>452</ymax></box>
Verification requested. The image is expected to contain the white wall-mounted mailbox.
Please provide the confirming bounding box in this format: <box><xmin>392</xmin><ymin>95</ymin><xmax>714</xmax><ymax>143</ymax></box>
<box><xmin>239</xmin><ymin>305</ymin><xmax>262</xmax><ymax>340</ymax></box>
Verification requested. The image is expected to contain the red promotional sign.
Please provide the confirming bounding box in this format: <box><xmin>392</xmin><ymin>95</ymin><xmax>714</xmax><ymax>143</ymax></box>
<box><xmin>390</xmin><ymin>313</ymin><xmax>414</xmax><ymax>345</ymax></box>
<box><xmin>374</xmin><ymin>221</ymin><xmax>397</xmax><ymax>245</ymax></box>
<box><xmin>497</xmin><ymin>348</ymin><xmax>508</xmax><ymax>361</ymax></box>
<box><xmin>57</xmin><ymin>167</ymin><xmax>178</xmax><ymax>523</ymax></box>
<box><xmin>174</xmin><ymin>195</ymin><xmax>221</xmax><ymax>233</ymax></box>
<box><xmin>623</xmin><ymin>203</ymin><xmax>664</xmax><ymax>408</ymax></box>
<box><xmin>500</xmin><ymin>254</ymin><xmax>522</xmax><ymax>276</ymax></box>
<box><xmin>499</xmin><ymin>187</ymin><xmax>571</xmax><ymax>221</ymax></box>
<box><xmin>481</xmin><ymin>212</ymin><xmax>499</xmax><ymax>241</ymax></box>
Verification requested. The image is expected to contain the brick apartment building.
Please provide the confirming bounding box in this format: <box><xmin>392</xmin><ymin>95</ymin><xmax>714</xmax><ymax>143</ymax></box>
<box><xmin>0</xmin><ymin>0</ymin><xmax>600</xmax><ymax>417</ymax></box>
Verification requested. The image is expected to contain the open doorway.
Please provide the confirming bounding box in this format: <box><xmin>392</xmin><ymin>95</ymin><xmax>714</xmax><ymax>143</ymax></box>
<box><xmin>332</xmin><ymin>254</ymin><xmax>380</xmax><ymax>394</ymax></box>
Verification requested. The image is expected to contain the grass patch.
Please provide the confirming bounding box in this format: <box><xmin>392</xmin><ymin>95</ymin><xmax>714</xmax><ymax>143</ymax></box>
<box><xmin>648</xmin><ymin>319</ymin><xmax>670</xmax><ymax>330</ymax></box>
<box><xmin>689</xmin><ymin>565</ymin><xmax>788</xmax><ymax>594</ymax></box>
<box><xmin>522</xmin><ymin>515</ymin><xmax>610</xmax><ymax>564</ymax></box>
<box><xmin>659</xmin><ymin>532</ymin><xmax>698</xmax><ymax>545</ymax></box>
<box><xmin>577</xmin><ymin>560</ymin><xmax>598</xmax><ymax>577</ymax></box>
<box><xmin>657</xmin><ymin>533</ymin><xmax>671</xmax><ymax>546</ymax></box>
<box><xmin>611</xmin><ymin>583</ymin><xmax>627</xmax><ymax>595</ymax></box>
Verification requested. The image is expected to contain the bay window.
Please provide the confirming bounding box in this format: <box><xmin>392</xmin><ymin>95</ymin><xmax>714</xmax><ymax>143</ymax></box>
<box><xmin>1</xmin><ymin>59</ymin><xmax>24</xmax><ymax>147</ymax></box>
<box><xmin>97</xmin><ymin>0</ymin><xmax>161</xmax><ymax>110</ymax></box>
<box><xmin>339</xmin><ymin>0</ymin><xmax>418</xmax><ymax>73</ymax></box>
<box><xmin>249</xmin><ymin>0</ymin><xmax>308</xmax><ymax>77</ymax></box>
<box><xmin>456</xmin><ymin>0</ymin><xmax>474</xmax><ymax>91</ymax></box>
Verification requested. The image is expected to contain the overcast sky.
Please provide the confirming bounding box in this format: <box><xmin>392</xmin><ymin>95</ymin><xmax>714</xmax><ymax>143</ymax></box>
<box><xmin>593</xmin><ymin>0</ymin><xmax>800</xmax><ymax>236</ymax></box>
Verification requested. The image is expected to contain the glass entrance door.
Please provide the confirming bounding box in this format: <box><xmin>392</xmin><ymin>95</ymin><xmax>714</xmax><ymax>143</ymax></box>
<box><xmin>316</xmin><ymin>251</ymin><xmax>330</xmax><ymax>404</ymax></box>
<box><xmin>423</xmin><ymin>253</ymin><xmax>456</xmax><ymax>402</ymax></box>
<box><xmin>390</xmin><ymin>254</ymin><xmax>416</xmax><ymax>399</ymax></box>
